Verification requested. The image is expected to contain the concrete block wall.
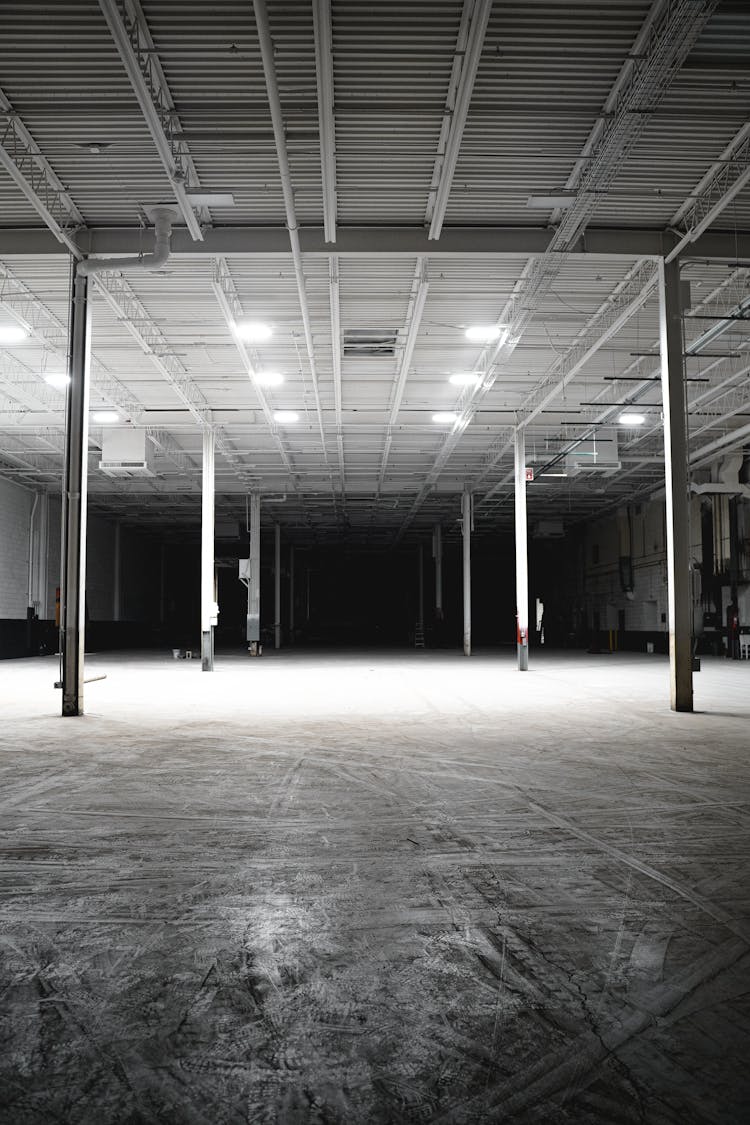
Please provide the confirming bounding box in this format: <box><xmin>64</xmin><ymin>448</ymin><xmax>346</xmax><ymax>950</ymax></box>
<box><xmin>576</xmin><ymin>494</ymin><xmax>749</xmax><ymax>643</ymax></box>
<box><xmin>0</xmin><ymin>477</ymin><xmax>34</xmax><ymax>618</ymax></box>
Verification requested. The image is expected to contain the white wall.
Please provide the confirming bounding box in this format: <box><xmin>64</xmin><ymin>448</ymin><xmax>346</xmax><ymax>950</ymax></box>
<box><xmin>0</xmin><ymin>478</ymin><xmax>35</xmax><ymax>618</ymax></box>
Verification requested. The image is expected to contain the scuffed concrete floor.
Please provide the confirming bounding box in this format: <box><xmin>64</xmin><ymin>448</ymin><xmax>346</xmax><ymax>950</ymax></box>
<box><xmin>1</xmin><ymin>648</ymin><xmax>749</xmax><ymax>1124</ymax></box>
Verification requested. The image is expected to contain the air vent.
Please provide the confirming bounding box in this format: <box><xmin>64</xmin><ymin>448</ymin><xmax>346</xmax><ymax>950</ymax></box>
<box><xmin>343</xmin><ymin>328</ymin><xmax>397</xmax><ymax>357</ymax></box>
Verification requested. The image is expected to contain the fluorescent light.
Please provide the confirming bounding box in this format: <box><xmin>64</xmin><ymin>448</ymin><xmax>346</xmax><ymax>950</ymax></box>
<box><xmin>0</xmin><ymin>325</ymin><xmax>28</xmax><ymax>345</ymax></box>
<box><xmin>540</xmin><ymin>472</ymin><xmax>568</xmax><ymax>478</ymax></box>
<box><xmin>185</xmin><ymin>192</ymin><xmax>236</xmax><ymax>207</ymax></box>
<box><xmin>449</xmin><ymin>372</ymin><xmax>481</xmax><ymax>387</ymax></box>
<box><xmin>432</xmin><ymin>412</ymin><xmax>458</xmax><ymax>424</ymax></box>
<box><xmin>618</xmin><ymin>412</ymin><xmax>645</xmax><ymax>425</ymax></box>
<box><xmin>44</xmin><ymin>372</ymin><xmax>71</xmax><ymax>390</ymax></box>
<box><xmin>92</xmin><ymin>410</ymin><xmax>119</xmax><ymax>423</ymax></box>
<box><xmin>235</xmin><ymin>321</ymin><xmax>273</xmax><ymax>343</ymax></box>
<box><xmin>253</xmin><ymin>370</ymin><xmax>284</xmax><ymax>387</ymax></box>
<box><xmin>274</xmin><ymin>410</ymin><xmax>299</xmax><ymax>423</ymax></box>
<box><xmin>465</xmin><ymin>324</ymin><xmax>504</xmax><ymax>344</ymax></box>
<box><xmin>526</xmin><ymin>194</ymin><xmax>576</xmax><ymax>209</ymax></box>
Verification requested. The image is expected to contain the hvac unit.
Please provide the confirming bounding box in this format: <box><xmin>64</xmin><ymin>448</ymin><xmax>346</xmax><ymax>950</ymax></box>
<box><xmin>98</xmin><ymin>427</ymin><xmax>155</xmax><ymax>477</ymax></box>
<box><xmin>565</xmin><ymin>428</ymin><xmax>620</xmax><ymax>477</ymax></box>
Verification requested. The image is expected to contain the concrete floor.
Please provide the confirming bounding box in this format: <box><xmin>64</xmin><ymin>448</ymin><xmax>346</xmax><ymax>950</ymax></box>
<box><xmin>1</xmin><ymin>649</ymin><xmax>749</xmax><ymax>1124</ymax></box>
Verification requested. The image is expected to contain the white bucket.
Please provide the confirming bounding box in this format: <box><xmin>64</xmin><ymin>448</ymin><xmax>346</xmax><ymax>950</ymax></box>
<box><xmin>172</xmin><ymin>648</ymin><xmax>181</xmax><ymax>659</ymax></box>
<box><xmin>646</xmin><ymin>642</ymin><xmax>654</xmax><ymax>654</ymax></box>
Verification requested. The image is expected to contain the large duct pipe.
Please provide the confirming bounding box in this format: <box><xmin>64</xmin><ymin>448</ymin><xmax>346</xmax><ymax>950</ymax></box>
<box><xmin>77</xmin><ymin>206</ymin><xmax>177</xmax><ymax>277</ymax></box>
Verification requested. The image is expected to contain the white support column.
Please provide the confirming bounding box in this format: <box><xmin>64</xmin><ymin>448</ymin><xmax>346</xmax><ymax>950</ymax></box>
<box><xmin>247</xmin><ymin>493</ymin><xmax>261</xmax><ymax>654</ymax></box>
<box><xmin>462</xmin><ymin>490</ymin><xmax>471</xmax><ymax>656</ymax></box>
<box><xmin>201</xmin><ymin>428</ymin><xmax>216</xmax><ymax>671</ymax></box>
<box><xmin>35</xmin><ymin>492</ymin><xmax>48</xmax><ymax>618</ymax></box>
<box><xmin>658</xmin><ymin>256</ymin><xmax>693</xmax><ymax>711</ymax></box>
<box><xmin>433</xmin><ymin>523</ymin><xmax>443</xmax><ymax>620</ymax></box>
<box><xmin>113</xmin><ymin>522</ymin><xmax>121</xmax><ymax>621</ymax></box>
<box><xmin>514</xmin><ymin>430</ymin><xmax>529</xmax><ymax>671</ymax></box>
<box><xmin>61</xmin><ymin>273</ymin><xmax>91</xmax><ymax>716</ymax></box>
<box><xmin>289</xmin><ymin>543</ymin><xmax>295</xmax><ymax>639</ymax></box>
<box><xmin>274</xmin><ymin>522</ymin><xmax>281</xmax><ymax>649</ymax></box>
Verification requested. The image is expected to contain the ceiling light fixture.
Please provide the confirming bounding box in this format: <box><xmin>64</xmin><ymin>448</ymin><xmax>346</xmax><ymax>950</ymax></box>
<box><xmin>618</xmin><ymin>412</ymin><xmax>646</xmax><ymax>425</ymax></box>
<box><xmin>449</xmin><ymin>372</ymin><xmax>482</xmax><ymax>387</ymax></box>
<box><xmin>92</xmin><ymin>410</ymin><xmax>120</xmax><ymax>424</ymax></box>
<box><xmin>0</xmin><ymin>325</ymin><xmax>29</xmax><ymax>345</ymax></box>
<box><xmin>526</xmin><ymin>194</ymin><xmax>576</xmax><ymax>209</ymax></box>
<box><xmin>44</xmin><ymin>372</ymin><xmax>71</xmax><ymax>390</ymax></box>
<box><xmin>253</xmin><ymin>370</ymin><xmax>284</xmax><ymax>387</ymax></box>
<box><xmin>185</xmin><ymin>192</ymin><xmax>236</xmax><ymax>207</ymax></box>
<box><xmin>235</xmin><ymin>320</ymin><xmax>273</xmax><ymax>342</ymax></box>
<box><xmin>274</xmin><ymin>410</ymin><xmax>299</xmax><ymax>423</ymax></box>
<box><xmin>465</xmin><ymin>324</ymin><xmax>505</xmax><ymax>345</ymax></box>
<box><xmin>432</xmin><ymin>412</ymin><xmax>459</xmax><ymax>424</ymax></box>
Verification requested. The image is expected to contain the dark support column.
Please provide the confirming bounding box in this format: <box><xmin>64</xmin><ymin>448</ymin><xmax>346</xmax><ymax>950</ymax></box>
<box><xmin>61</xmin><ymin>272</ymin><xmax>91</xmax><ymax>716</ymax></box>
<box><xmin>658</xmin><ymin>256</ymin><xmax>693</xmax><ymax>711</ymax></box>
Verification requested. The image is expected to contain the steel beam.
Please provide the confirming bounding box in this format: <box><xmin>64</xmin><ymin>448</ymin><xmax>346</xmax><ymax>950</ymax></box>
<box><xmin>658</xmin><ymin>257</ymin><xmax>693</xmax><ymax>712</ymax></box>
<box><xmin>514</xmin><ymin>431</ymin><xmax>529</xmax><ymax>671</ymax></box>
<box><xmin>96</xmin><ymin>0</ymin><xmax>203</xmax><ymax>239</ymax></box>
<box><xmin>312</xmin><ymin>0</ymin><xmax>337</xmax><ymax>242</ymax></box>
<box><xmin>427</xmin><ymin>0</ymin><xmax>492</xmax><ymax>240</ymax></box>
<box><xmin>61</xmin><ymin>274</ymin><xmax>91</xmax><ymax>716</ymax></box>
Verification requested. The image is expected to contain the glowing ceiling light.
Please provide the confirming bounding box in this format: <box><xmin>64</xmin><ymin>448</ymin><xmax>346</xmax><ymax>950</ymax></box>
<box><xmin>235</xmin><ymin>320</ymin><xmax>273</xmax><ymax>343</ymax></box>
<box><xmin>465</xmin><ymin>324</ymin><xmax>504</xmax><ymax>345</ymax></box>
<box><xmin>44</xmin><ymin>372</ymin><xmax>71</xmax><ymax>390</ymax></box>
<box><xmin>432</xmin><ymin>412</ymin><xmax>459</xmax><ymax>424</ymax></box>
<box><xmin>618</xmin><ymin>412</ymin><xmax>645</xmax><ymax>425</ymax></box>
<box><xmin>449</xmin><ymin>372</ymin><xmax>481</xmax><ymax>387</ymax></box>
<box><xmin>274</xmin><ymin>410</ymin><xmax>299</xmax><ymax>423</ymax></box>
<box><xmin>92</xmin><ymin>410</ymin><xmax>119</xmax><ymax>423</ymax></box>
<box><xmin>253</xmin><ymin>370</ymin><xmax>284</xmax><ymax>387</ymax></box>
<box><xmin>0</xmin><ymin>324</ymin><xmax>29</xmax><ymax>345</ymax></box>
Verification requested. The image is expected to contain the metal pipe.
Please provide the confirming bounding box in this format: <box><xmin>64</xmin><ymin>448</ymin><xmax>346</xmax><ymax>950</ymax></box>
<box><xmin>252</xmin><ymin>0</ymin><xmax>329</xmax><ymax>467</ymax></box>
<box><xmin>462</xmin><ymin>490</ymin><xmax>471</xmax><ymax>656</ymax></box>
<box><xmin>113</xmin><ymin>522</ymin><xmax>121</xmax><ymax>621</ymax></box>
<box><xmin>201</xmin><ymin>428</ymin><xmax>216</xmax><ymax>671</ymax></box>
<box><xmin>247</xmin><ymin>493</ymin><xmax>261</xmax><ymax>653</ymax></box>
<box><xmin>61</xmin><ymin>272</ymin><xmax>91</xmax><ymax>716</ymax></box>
<box><xmin>514</xmin><ymin>430</ymin><xmax>529</xmax><ymax>671</ymax></box>
<box><xmin>76</xmin><ymin>206</ymin><xmax>175</xmax><ymax>277</ymax></box>
<box><xmin>274</xmin><ymin>522</ymin><xmax>281</xmax><ymax>649</ymax></box>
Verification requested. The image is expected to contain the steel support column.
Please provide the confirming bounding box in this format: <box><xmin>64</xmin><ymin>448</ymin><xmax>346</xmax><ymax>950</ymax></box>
<box><xmin>274</xmin><ymin>522</ymin><xmax>281</xmax><ymax>650</ymax></box>
<box><xmin>433</xmin><ymin>523</ymin><xmax>443</xmax><ymax>620</ymax></box>
<box><xmin>289</xmin><ymin>543</ymin><xmax>295</xmax><ymax>640</ymax></box>
<box><xmin>658</xmin><ymin>257</ymin><xmax>693</xmax><ymax>711</ymax></box>
<box><xmin>418</xmin><ymin>543</ymin><xmax>424</xmax><ymax>630</ymax></box>
<box><xmin>247</xmin><ymin>493</ymin><xmax>261</xmax><ymax>654</ymax></box>
<box><xmin>61</xmin><ymin>273</ymin><xmax>91</xmax><ymax>716</ymax></box>
<box><xmin>462</xmin><ymin>490</ymin><xmax>471</xmax><ymax>656</ymax></box>
<box><xmin>200</xmin><ymin>428</ymin><xmax>216</xmax><ymax>671</ymax></box>
<box><xmin>514</xmin><ymin>430</ymin><xmax>529</xmax><ymax>671</ymax></box>
<box><xmin>113</xmin><ymin>522</ymin><xmax>121</xmax><ymax>621</ymax></box>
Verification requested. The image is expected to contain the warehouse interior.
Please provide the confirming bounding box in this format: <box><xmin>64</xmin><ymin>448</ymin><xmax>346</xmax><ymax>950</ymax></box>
<box><xmin>1</xmin><ymin>1</ymin><xmax>750</xmax><ymax>1121</ymax></box>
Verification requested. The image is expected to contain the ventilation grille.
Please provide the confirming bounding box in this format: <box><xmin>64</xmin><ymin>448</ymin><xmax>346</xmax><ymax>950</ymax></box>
<box><xmin>343</xmin><ymin>328</ymin><xmax>397</xmax><ymax>357</ymax></box>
